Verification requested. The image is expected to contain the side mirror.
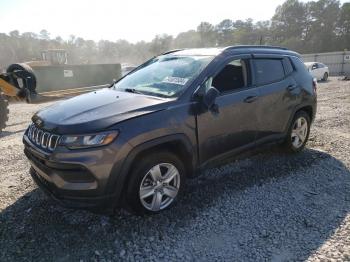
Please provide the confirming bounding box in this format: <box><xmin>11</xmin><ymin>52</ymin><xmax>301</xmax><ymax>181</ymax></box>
<box><xmin>311</xmin><ymin>65</ymin><xmax>317</xmax><ymax>70</ymax></box>
<box><xmin>203</xmin><ymin>87</ymin><xmax>220</xmax><ymax>109</ymax></box>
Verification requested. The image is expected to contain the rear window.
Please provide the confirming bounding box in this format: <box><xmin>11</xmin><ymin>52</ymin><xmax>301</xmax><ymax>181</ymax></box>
<box><xmin>253</xmin><ymin>59</ymin><xmax>285</xmax><ymax>85</ymax></box>
<box><xmin>283</xmin><ymin>57</ymin><xmax>294</xmax><ymax>75</ymax></box>
<box><xmin>291</xmin><ymin>57</ymin><xmax>308</xmax><ymax>72</ymax></box>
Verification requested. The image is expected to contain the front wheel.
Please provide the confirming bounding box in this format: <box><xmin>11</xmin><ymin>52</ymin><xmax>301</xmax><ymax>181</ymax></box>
<box><xmin>283</xmin><ymin>111</ymin><xmax>311</xmax><ymax>153</ymax></box>
<box><xmin>125</xmin><ymin>151</ymin><xmax>186</xmax><ymax>215</ymax></box>
<box><xmin>322</xmin><ymin>72</ymin><xmax>328</xmax><ymax>81</ymax></box>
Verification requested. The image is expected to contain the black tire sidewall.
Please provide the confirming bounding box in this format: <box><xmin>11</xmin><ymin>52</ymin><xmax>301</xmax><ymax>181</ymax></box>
<box><xmin>0</xmin><ymin>93</ymin><xmax>9</xmax><ymax>132</ymax></box>
<box><xmin>126</xmin><ymin>151</ymin><xmax>186</xmax><ymax>215</ymax></box>
<box><xmin>323</xmin><ymin>72</ymin><xmax>328</xmax><ymax>81</ymax></box>
<box><xmin>6</xmin><ymin>63</ymin><xmax>37</xmax><ymax>92</ymax></box>
<box><xmin>285</xmin><ymin>111</ymin><xmax>311</xmax><ymax>153</ymax></box>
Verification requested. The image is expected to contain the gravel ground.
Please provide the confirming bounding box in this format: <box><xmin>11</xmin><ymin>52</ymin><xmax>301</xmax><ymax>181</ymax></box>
<box><xmin>0</xmin><ymin>78</ymin><xmax>349</xmax><ymax>261</ymax></box>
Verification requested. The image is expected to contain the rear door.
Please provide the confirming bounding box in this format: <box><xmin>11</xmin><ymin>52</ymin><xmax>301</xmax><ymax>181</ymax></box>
<box><xmin>252</xmin><ymin>55</ymin><xmax>299</xmax><ymax>142</ymax></box>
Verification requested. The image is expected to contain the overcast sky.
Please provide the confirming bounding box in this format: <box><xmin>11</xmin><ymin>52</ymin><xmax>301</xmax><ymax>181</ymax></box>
<box><xmin>0</xmin><ymin>0</ymin><xmax>347</xmax><ymax>43</ymax></box>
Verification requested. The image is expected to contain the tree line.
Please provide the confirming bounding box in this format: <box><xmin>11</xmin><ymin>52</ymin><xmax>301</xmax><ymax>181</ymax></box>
<box><xmin>0</xmin><ymin>0</ymin><xmax>349</xmax><ymax>69</ymax></box>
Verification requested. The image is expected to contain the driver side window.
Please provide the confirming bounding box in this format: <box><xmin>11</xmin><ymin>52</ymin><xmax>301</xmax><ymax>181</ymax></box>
<box><xmin>208</xmin><ymin>59</ymin><xmax>250</xmax><ymax>94</ymax></box>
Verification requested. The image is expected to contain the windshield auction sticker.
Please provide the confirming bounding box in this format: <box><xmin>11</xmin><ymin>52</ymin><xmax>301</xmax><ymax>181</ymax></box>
<box><xmin>162</xmin><ymin>76</ymin><xmax>189</xmax><ymax>85</ymax></box>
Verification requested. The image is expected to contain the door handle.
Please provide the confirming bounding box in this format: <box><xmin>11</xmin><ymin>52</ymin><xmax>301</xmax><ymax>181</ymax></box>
<box><xmin>287</xmin><ymin>84</ymin><xmax>297</xmax><ymax>91</ymax></box>
<box><xmin>244</xmin><ymin>96</ymin><xmax>258</xmax><ymax>103</ymax></box>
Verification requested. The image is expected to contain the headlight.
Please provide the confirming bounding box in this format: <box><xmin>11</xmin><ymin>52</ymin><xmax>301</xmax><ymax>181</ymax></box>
<box><xmin>59</xmin><ymin>131</ymin><xmax>118</xmax><ymax>149</ymax></box>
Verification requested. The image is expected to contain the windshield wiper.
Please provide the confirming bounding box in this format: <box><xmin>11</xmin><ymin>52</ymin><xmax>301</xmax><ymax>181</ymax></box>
<box><xmin>123</xmin><ymin>87</ymin><xmax>170</xmax><ymax>98</ymax></box>
<box><xmin>124</xmin><ymin>88</ymin><xmax>144</xmax><ymax>94</ymax></box>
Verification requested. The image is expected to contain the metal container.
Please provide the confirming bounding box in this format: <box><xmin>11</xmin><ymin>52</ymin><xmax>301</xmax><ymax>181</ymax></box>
<box><xmin>31</xmin><ymin>64</ymin><xmax>121</xmax><ymax>93</ymax></box>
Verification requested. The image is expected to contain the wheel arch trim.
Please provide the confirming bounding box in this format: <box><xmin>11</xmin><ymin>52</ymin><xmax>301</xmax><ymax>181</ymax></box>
<box><xmin>285</xmin><ymin>103</ymin><xmax>315</xmax><ymax>134</ymax></box>
<box><xmin>107</xmin><ymin>133</ymin><xmax>196</xmax><ymax>207</ymax></box>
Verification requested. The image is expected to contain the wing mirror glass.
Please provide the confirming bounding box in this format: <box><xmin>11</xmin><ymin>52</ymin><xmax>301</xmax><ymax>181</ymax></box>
<box><xmin>203</xmin><ymin>86</ymin><xmax>220</xmax><ymax>109</ymax></box>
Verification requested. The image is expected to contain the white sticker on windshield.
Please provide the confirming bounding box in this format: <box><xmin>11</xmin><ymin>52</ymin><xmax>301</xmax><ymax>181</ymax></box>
<box><xmin>162</xmin><ymin>76</ymin><xmax>189</xmax><ymax>85</ymax></box>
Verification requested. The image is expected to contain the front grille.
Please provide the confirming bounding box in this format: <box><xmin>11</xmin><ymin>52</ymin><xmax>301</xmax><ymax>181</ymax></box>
<box><xmin>27</xmin><ymin>124</ymin><xmax>60</xmax><ymax>151</ymax></box>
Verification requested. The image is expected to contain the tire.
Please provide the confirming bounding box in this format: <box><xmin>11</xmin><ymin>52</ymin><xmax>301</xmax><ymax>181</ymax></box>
<box><xmin>322</xmin><ymin>72</ymin><xmax>328</xmax><ymax>81</ymax></box>
<box><xmin>0</xmin><ymin>93</ymin><xmax>9</xmax><ymax>132</ymax></box>
<box><xmin>125</xmin><ymin>151</ymin><xmax>186</xmax><ymax>215</ymax></box>
<box><xmin>6</xmin><ymin>63</ymin><xmax>37</xmax><ymax>92</ymax></box>
<box><xmin>283</xmin><ymin>111</ymin><xmax>311</xmax><ymax>153</ymax></box>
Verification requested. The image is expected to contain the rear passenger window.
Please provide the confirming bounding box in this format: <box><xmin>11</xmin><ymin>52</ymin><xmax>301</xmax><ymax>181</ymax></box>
<box><xmin>254</xmin><ymin>59</ymin><xmax>285</xmax><ymax>85</ymax></box>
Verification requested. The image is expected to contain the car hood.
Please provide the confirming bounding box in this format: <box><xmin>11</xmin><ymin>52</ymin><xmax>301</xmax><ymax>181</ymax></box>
<box><xmin>32</xmin><ymin>88</ymin><xmax>171</xmax><ymax>134</ymax></box>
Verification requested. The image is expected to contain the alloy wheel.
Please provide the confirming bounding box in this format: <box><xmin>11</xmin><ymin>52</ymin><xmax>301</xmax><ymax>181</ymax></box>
<box><xmin>291</xmin><ymin>116</ymin><xmax>308</xmax><ymax>148</ymax></box>
<box><xmin>139</xmin><ymin>163</ymin><xmax>180</xmax><ymax>212</ymax></box>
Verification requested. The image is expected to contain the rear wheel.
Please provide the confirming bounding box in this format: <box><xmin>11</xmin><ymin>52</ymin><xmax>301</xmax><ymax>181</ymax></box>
<box><xmin>283</xmin><ymin>111</ymin><xmax>310</xmax><ymax>153</ymax></box>
<box><xmin>0</xmin><ymin>93</ymin><xmax>9</xmax><ymax>132</ymax></box>
<box><xmin>322</xmin><ymin>72</ymin><xmax>328</xmax><ymax>81</ymax></box>
<box><xmin>126</xmin><ymin>151</ymin><xmax>186</xmax><ymax>215</ymax></box>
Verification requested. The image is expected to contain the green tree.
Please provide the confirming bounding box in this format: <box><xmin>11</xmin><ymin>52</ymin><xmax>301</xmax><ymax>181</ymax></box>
<box><xmin>271</xmin><ymin>0</ymin><xmax>308</xmax><ymax>50</ymax></box>
<box><xmin>0</xmin><ymin>0</ymin><xmax>348</xmax><ymax>70</ymax></box>
<box><xmin>305</xmin><ymin>0</ymin><xmax>341</xmax><ymax>52</ymax></box>
<box><xmin>337</xmin><ymin>3</ymin><xmax>350</xmax><ymax>50</ymax></box>
<box><xmin>39</xmin><ymin>29</ymin><xmax>50</xmax><ymax>40</ymax></box>
<box><xmin>216</xmin><ymin>19</ymin><xmax>234</xmax><ymax>46</ymax></box>
<box><xmin>149</xmin><ymin>34</ymin><xmax>173</xmax><ymax>55</ymax></box>
<box><xmin>173</xmin><ymin>30</ymin><xmax>201</xmax><ymax>48</ymax></box>
<box><xmin>197</xmin><ymin>22</ymin><xmax>217</xmax><ymax>47</ymax></box>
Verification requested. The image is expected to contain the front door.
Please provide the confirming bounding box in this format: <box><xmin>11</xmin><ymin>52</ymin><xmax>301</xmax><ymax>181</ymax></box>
<box><xmin>196</xmin><ymin>56</ymin><xmax>259</xmax><ymax>165</ymax></box>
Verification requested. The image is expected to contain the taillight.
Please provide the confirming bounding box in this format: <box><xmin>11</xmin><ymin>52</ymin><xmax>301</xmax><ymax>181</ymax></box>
<box><xmin>312</xmin><ymin>78</ymin><xmax>317</xmax><ymax>93</ymax></box>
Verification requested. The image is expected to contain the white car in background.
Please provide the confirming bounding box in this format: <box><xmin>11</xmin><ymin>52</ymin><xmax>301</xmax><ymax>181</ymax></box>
<box><xmin>304</xmin><ymin>62</ymin><xmax>329</xmax><ymax>81</ymax></box>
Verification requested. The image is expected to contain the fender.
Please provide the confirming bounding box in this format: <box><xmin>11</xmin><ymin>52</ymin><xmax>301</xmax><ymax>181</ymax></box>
<box><xmin>107</xmin><ymin>133</ymin><xmax>197</xmax><ymax>207</ymax></box>
<box><xmin>284</xmin><ymin>102</ymin><xmax>316</xmax><ymax>134</ymax></box>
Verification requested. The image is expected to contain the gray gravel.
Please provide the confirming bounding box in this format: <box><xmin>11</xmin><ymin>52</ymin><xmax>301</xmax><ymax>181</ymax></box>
<box><xmin>0</xmin><ymin>78</ymin><xmax>349</xmax><ymax>261</ymax></box>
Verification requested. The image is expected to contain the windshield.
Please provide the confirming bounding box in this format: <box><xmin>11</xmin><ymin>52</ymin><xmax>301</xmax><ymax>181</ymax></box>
<box><xmin>113</xmin><ymin>55</ymin><xmax>213</xmax><ymax>98</ymax></box>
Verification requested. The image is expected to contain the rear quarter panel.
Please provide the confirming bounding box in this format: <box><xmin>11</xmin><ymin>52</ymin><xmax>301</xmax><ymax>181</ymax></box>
<box><xmin>289</xmin><ymin>56</ymin><xmax>317</xmax><ymax>122</ymax></box>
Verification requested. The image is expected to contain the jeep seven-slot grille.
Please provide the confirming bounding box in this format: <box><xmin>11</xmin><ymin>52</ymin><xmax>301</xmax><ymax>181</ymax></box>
<box><xmin>27</xmin><ymin>124</ymin><xmax>60</xmax><ymax>151</ymax></box>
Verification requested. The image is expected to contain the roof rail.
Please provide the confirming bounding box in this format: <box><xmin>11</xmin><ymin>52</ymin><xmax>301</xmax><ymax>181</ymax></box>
<box><xmin>161</xmin><ymin>49</ymin><xmax>184</xmax><ymax>55</ymax></box>
<box><xmin>224</xmin><ymin>45</ymin><xmax>288</xmax><ymax>51</ymax></box>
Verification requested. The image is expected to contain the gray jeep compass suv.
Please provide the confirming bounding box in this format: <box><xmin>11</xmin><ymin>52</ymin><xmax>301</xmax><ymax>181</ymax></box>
<box><xmin>23</xmin><ymin>46</ymin><xmax>317</xmax><ymax>214</ymax></box>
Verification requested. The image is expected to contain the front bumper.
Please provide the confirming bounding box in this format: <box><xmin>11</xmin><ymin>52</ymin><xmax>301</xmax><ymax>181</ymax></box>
<box><xmin>30</xmin><ymin>167</ymin><xmax>115</xmax><ymax>209</ymax></box>
<box><xmin>23</xmin><ymin>134</ymin><xmax>124</xmax><ymax>209</ymax></box>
